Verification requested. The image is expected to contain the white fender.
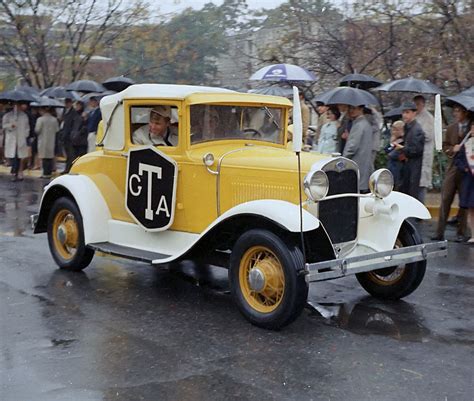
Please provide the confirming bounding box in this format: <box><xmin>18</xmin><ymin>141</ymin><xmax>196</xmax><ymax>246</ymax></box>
<box><xmin>356</xmin><ymin>191</ymin><xmax>430</xmax><ymax>253</ymax></box>
<box><xmin>41</xmin><ymin>175</ymin><xmax>111</xmax><ymax>244</ymax></box>
<box><xmin>215</xmin><ymin>199</ymin><xmax>320</xmax><ymax>232</ymax></box>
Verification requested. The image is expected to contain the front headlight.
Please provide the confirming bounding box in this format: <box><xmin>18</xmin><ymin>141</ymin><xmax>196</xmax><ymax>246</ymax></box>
<box><xmin>304</xmin><ymin>170</ymin><xmax>329</xmax><ymax>201</ymax></box>
<box><xmin>369</xmin><ymin>169</ymin><xmax>394</xmax><ymax>198</ymax></box>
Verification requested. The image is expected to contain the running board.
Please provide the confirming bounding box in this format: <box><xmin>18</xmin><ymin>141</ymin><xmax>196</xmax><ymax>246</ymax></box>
<box><xmin>88</xmin><ymin>242</ymin><xmax>170</xmax><ymax>263</ymax></box>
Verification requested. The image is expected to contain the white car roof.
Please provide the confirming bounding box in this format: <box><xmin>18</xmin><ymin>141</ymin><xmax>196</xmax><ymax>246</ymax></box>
<box><xmin>101</xmin><ymin>84</ymin><xmax>234</xmax><ymax>107</ymax></box>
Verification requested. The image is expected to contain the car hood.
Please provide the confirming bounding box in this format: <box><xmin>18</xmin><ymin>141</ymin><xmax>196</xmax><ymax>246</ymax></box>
<box><xmin>188</xmin><ymin>143</ymin><xmax>332</xmax><ymax>173</ymax></box>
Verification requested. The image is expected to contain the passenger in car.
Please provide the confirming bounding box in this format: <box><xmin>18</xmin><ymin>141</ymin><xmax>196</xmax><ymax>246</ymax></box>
<box><xmin>132</xmin><ymin>105</ymin><xmax>177</xmax><ymax>146</ymax></box>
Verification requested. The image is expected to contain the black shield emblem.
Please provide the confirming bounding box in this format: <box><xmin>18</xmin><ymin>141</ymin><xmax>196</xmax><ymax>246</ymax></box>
<box><xmin>125</xmin><ymin>146</ymin><xmax>178</xmax><ymax>231</ymax></box>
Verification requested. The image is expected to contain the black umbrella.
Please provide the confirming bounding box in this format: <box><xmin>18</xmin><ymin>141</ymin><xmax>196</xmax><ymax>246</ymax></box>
<box><xmin>16</xmin><ymin>85</ymin><xmax>40</xmax><ymax>95</ymax></box>
<box><xmin>81</xmin><ymin>90</ymin><xmax>116</xmax><ymax>103</ymax></box>
<box><xmin>41</xmin><ymin>86</ymin><xmax>81</xmax><ymax>100</ymax></box>
<box><xmin>65</xmin><ymin>79</ymin><xmax>106</xmax><ymax>93</ymax></box>
<box><xmin>374</xmin><ymin>77</ymin><xmax>446</xmax><ymax>96</ymax></box>
<box><xmin>0</xmin><ymin>89</ymin><xmax>37</xmax><ymax>102</ymax></box>
<box><xmin>102</xmin><ymin>76</ymin><xmax>135</xmax><ymax>92</ymax></box>
<box><xmin>30</xmin><ymin>96</ymin><xmax>65</xmax><ymax>108</ymax></box>
<box><xmin>444</xmin><ymin>94</ymin><xmax>474</xmax><ymax>111</ymax></box>
<box><xmin>459</xmin><ymin>86</ymin><xmax>474</xmax><ymax>97</ymax></box>
<box><xmin>339</xmin><ymin>73</ymin><xmax>383</xmax><ymax>89</ymax></box>
<box><xmin>383</xmin><ymin>106</ymin><xmax>403</xmax><ymax>120</ymax></box>
<box><xmin>315</xmin><ymin>87</ymin><xmax>379</xmax><ymax>107</ymax></box>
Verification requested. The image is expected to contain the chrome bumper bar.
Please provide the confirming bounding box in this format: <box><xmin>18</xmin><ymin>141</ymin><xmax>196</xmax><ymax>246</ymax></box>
<box><xmin>305</xmin><ymin>241</ymin><xmax>447</xmax><ymax>283</ymax></box>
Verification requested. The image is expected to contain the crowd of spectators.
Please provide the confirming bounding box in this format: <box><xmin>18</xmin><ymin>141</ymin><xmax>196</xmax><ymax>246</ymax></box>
<box><xmin>302</xmin><ymin>92</ymin><xmax>473</xmax><ymax>243</ymax></box>
<box><xmin>0</xmin><ymin>96</ymin><xmax>101</xmax><ymax>180</ymax></box>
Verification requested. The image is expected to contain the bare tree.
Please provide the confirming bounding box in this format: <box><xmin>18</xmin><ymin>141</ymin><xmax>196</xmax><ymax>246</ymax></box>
<box><xmin>0</xmin><ymin>0</ymin><xmax>147</xmax><ymax>88</ymax></box>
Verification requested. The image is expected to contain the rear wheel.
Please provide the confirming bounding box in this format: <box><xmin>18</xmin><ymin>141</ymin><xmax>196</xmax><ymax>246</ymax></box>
<box><xmin>229</xmin><ymin>229</ymin><xmax>308</xmax><ymax>330</ymax></box>
<box><xmin>356</xmin><ymin>221</ymin><xmax>426</xmax><ymax>299</ymax></box>
<box><xmin>47</xmin><ymin>197</ymin><xmax>94</xmax><ymax>271</ymax></box>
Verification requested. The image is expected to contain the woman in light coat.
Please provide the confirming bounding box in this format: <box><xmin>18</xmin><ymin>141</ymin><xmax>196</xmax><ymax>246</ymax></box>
<box><xmin>317</xmin><ymin>105</ymin><xmax>340</xmax><ymax>154</ymax></box>
<box><xmin>35</xmin><ymin>107</ymin><xmax>59</xmax><ymax>178</ymax></box>
<box><xmin>2</xmin><ymin>104</ymin><xmax>30</xmax><ymax>181</ymax></box>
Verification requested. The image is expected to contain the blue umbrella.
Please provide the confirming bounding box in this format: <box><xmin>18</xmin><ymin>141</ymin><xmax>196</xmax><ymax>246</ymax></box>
<box><xmin>0</xmin><ymin>89</ymin><xmax>37</xmax><ymax>102</ymax></box>
<box><xmin>249</xmin><ymin>63</ymin><xmax>316</xmax><ymax>81</ymax></box>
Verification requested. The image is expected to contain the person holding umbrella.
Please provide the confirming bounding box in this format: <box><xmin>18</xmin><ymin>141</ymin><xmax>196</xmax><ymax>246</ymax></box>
<box><xmin>343</xmin><ymin>104</ymin><xmax>374</xmax><ymax>192</ymax></box>
<box><xmin>395</xmin><ymin>102</ymin><xmax>425</xmax><ymax>200</ymax></box>
<box><xmin>2</xmin><ymin>102</ymin><xmax>30</xmax><ymax>181</ymax></box>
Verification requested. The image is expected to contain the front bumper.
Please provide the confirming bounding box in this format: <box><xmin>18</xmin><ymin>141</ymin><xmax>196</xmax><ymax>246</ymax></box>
<box><xmin>305</xmin><ymin>241</ymin><xmax>447</xmax><ymax>283</ymax></box>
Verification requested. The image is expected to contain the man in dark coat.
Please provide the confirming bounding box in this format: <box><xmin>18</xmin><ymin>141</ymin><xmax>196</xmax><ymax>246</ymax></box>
<box><xmin>396</xmin><ymin>102</ymin><xmax>425</xmax><ymax>200</ymax></box>
<box><xmin>61</xmin><ymin>98</ymin><xmax>78</xmax><ymax>173</ymax></box>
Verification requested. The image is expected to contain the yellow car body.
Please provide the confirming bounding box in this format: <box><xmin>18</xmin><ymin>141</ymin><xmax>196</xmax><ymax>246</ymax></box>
<box><xmin>32</xmin><ymin>84</ymin><xmax>446</xmax><ymax>329</ymax></box>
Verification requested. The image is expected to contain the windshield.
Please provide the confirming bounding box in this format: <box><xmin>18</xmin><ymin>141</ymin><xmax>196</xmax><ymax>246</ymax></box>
<box><xmin>190</xmin><ymin>104</ymin><xmax>285</xmax><ymax>145</ymax></box>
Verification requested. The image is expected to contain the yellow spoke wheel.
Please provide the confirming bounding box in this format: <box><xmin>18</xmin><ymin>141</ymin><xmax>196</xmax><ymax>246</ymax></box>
<box><xmin>230</xmin><ymin>229</ymin><xmax>308</xmax><ymax>330</ymax></box>
<box><xmin>239</xmin><ymin>246</ymin><xmax>285</xmax><ymax>313</ymax></box>
<box><xmin>47</xmin><ymin>197</ymin><xmax>94</xmax><ymax>271</ymax></box>
<box><xmin>52</xmin><ymin>209</ymin><xmax>79</xmax><ymax>261</ymax></box>
<box><xmin>356</xmin><ymin>222</ymin><xmax>426</xmax><ymax>300</ymax></box>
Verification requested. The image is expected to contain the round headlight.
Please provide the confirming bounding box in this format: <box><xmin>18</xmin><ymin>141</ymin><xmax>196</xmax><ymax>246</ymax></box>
<box><xmin>304</xmin><ymin>170</ymin><xmax>329</xmax><ymax>201</ymax></box>
<box><xmin>369</xmin><ymin>169</ymin><xmax>394</xmax><ymax>198</ymax></box>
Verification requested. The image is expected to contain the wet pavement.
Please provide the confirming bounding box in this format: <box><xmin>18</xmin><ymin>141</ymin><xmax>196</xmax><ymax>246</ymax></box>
<box><xmin>0</xmin><ymin>175</ymin><xmax>473</xmax><ymax>401</ymax></box>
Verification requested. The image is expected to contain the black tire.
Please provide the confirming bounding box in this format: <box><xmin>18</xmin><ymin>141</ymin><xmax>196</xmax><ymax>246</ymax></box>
<box><xmin>356</xmin><ymin>221</ymin><xmax>426</xmax><ymax>300</ymax></box>
<box><xmin>229</xmin><ymin>229</ymin><xmax>308</xmax><ymax>330</ymax></box>
<box><xmin>47</xmin><ymin>197</ymin><xmax>94</xmax><ymax>271</ymax></box>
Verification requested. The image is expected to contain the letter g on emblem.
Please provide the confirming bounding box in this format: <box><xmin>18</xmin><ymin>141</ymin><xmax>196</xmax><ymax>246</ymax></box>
<box><xmin>125</xmin><ymin>146</ymin><xmax>178</xmax><ymax>231</ymax></box>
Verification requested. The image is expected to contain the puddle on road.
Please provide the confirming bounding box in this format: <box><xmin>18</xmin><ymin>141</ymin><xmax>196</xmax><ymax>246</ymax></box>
<box><xmin>306</xmin><ymin>298</ymin><xmax>431</xmax><ymax>342</ymax></box>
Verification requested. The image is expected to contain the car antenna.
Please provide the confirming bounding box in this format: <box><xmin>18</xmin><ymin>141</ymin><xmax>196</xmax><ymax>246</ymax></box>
<box><xmin>292</xmin><ymin>86</ymin><xmax>307</xmax><ymax>262</ymax></box>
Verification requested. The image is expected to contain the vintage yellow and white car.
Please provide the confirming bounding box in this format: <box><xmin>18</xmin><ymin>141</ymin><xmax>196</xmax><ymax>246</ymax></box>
<box><xmin>32</xmin><ymin>84</ymin><xmax>447</xmax><ymax>329</ymax></box>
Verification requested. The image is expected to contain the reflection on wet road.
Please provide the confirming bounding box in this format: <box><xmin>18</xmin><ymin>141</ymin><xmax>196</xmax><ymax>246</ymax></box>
<box><xmin>1</xmin><ymin>175</ymin><xmax>473</xmax><ymax>401</ymax></box>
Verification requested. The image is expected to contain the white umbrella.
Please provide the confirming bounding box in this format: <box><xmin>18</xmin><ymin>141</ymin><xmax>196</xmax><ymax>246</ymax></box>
<box><xmin>249</xmin><ymin>63</ymin><xmax>316</xmax><ymax>81</ymax></box>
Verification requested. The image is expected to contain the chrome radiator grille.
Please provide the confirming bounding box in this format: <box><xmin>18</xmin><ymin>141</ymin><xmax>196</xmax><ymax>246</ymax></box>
<box><xmin>318</xmin><ymin>163</ymin><xmax>359</xmax><ymax>244</ymax></box>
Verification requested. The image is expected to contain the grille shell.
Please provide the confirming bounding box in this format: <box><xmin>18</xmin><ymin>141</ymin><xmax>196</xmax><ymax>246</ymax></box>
<box><xmin>318</xmin><ymin>159</ymin><xmax>359</xmax><ymax>245</ymax></box>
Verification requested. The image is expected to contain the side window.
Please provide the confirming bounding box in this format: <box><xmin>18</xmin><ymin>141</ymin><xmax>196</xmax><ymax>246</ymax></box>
<box><xmin>130</xmin><ymin>105</ymin><xmax>179</xmax><ymax>146</ymax></box>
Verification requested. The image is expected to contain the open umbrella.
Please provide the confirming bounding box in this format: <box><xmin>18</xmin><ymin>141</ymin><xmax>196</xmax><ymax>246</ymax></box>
<box><xmin>30</xmin><ymin>96</ymin><xmax>65</xmax><ymax>108</ymax></box>
<box><xmin>374</xmin><ymin>77</ymin><xmax>446</xmax><ymax>95</ymax></box>
<box><xmin>459</xmin><ymin>86</ymin><xmax>474</xmax><ymax>97</ymax></box>
<box><xmin>102</xmin><ymin>76</ymin><xmax>135</xmax><ymax>92</ymax></box>
<box><xmin>339</xmin><ymin>73</ymin><xmax>383</xmax><ymax>89</ymax></box>
<box><xmin>66</xmin><ymin>79</ymin><xmax>106</xmax><ymax>93</ymax></box>
<box><xmin>444</xmin><ymin>94</ymin><xmax>474</xmax><ymax>111</ymax></box>
<box><xmin>0</xmin><ymin>89</ymin><xmax>37</xmax><ymax>103</ymax></box>
<box><xmin>81</xmin><ymin>90</ymin><xmax>116</xmax><ymax>103</ymax></box>
<box><xmin>383</xmin><ymin>106</ymin><xmax>403</xmax><ymax>120</ymax></box>
<box><xmin>315</xmin><ymin>87</ymin><xmax>379</xmax><ymax>107</ymax></box>
<box><xmin>249</xmin><ymin>63</ymin><xmax>316</xmax><ymax>81</ymax></box>
<box><xmin>248</xmin><ymin>86</ymin><xmax>293</xmax><ymax>97</ymax></box>
<box><xmin>41</xmin><ymin>86</ymin><xmax>81</xmax><ymax>100</ymax></box>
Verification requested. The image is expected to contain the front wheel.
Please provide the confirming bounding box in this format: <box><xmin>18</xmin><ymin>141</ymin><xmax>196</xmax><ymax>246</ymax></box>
<box><xmin>47</xmin><ymin>197</ymin><xmax>94</xmax><ymax>271</ymax></box>
<box><xmin>356</xmin><ymin>221</ymin><xmax>426</xmax><ymax>300</ymax></box>
<box><xmin>229</xmin><ymin>229</ymin><xmax>308</xmax><ymax>330</ymax></box>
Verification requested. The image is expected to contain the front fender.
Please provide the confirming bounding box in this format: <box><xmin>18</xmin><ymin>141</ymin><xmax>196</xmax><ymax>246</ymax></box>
<box><xmin>357</xmin><ymin>191</ymin><xmax>430</xmax><ymax>252</ymax></box>
<box><xmin>35</xmin><ymin>175</ymin><xmax>111</xmax><ymax>244</ymax></box>
<box><xmin>216</xmin><ymin>199</ymin><xmax>320</xmax><ymax>233</ymax></box>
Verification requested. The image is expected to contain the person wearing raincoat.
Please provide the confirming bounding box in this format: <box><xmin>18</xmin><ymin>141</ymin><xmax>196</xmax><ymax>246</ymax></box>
<box><xmin>2</xmin><ymin>103</ymin><xmax>30</xmax><ymax>181</ymax></box>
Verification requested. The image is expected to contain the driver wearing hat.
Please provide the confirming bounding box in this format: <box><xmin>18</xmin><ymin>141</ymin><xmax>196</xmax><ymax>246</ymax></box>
<box><xmin>133</xmin><ymin>105</ymin><xmax>178</xmax><ymax>146</ymax></box>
